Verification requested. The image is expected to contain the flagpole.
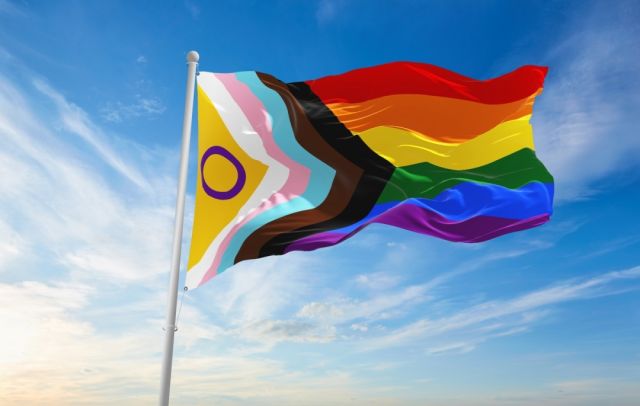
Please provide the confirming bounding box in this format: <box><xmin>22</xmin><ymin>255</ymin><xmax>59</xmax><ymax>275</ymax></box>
<box><xmin>159</xmin><ymin>50</ymin><xmax>199</xmax><ymax>406</ymax></box>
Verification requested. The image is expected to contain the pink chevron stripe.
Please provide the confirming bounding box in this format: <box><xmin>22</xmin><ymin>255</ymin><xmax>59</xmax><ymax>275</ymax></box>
<box><xmin>199</xmin><ymin>73</ymin><xmax>310</xmax><ymax>285</ymax></box>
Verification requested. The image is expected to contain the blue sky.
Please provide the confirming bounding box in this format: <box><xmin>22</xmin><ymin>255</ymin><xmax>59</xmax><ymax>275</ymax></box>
<box><xmin>1</xmin><ymin>0</ymin><xmax>639</xmax><ymax>405</ymax></box>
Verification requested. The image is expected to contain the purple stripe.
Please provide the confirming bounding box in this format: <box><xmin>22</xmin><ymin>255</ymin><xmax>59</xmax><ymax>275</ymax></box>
<box><xmin>285</xmin><ymin>203</ymin><xmax>550</xmax><ymax>253</ymax></box>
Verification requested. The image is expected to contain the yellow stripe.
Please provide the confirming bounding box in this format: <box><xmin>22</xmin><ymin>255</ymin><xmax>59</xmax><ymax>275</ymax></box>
<box><xmin>358</xmin><ymin>115</ymin><xmax>534</xmax><ymax>169</ymax></box>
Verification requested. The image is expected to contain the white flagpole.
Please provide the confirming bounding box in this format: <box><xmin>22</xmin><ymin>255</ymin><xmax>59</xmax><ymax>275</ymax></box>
<box><xmin>159</xmin><ymin>50</ymin><xmax>199</xmax><ymax>406</ymax></box>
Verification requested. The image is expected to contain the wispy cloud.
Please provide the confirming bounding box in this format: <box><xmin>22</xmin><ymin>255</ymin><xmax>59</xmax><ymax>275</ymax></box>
<box><xmin>1</xmin><ymin>66</ymin><xmax>382</xmax><ymax>402</ymax></box>
<box><xmin>1</xmin><ymin>2</ymin><xmax>639</xmax><ymax>403</ymax></box>
<box><xmin>0</xmin><ymin>83</ymin><xmax>628</xmax><ymax>406</ymax></box>
<box><xmin>0</xmin><ymin>278</ymin><xmax>397</xmax><ymax>405</ymax></box>
<box><xmin>363</xmin><ymin>265</ymin><xmax>640</xmax><ymax>351</ymax></box>
<box><xmin>0</xmin><ymin>218</ymin><xmax>26</xmax><ymax>270</ymax></box>
<box><xmin>354</xmin><ymin>271</ymin><xmax>403</xmax><ymax>291</ymax></box>
<box><xmin>532</xmin><ymin>1</ymin><xmax>640</xmax><ymax>201</ymax></box>
<box><xmin>0</xmin><ymin>66</ymin><xmax>331</xmax><ymax>404</ymax></box>
<box><xmin>278</xmin><ymin>222</ymin><xmax>579</xmax><ymax>349</ymax></box>
<box><xmin>207</xmin><ymin>256</ymin><xmax>317</xmax><ymax>325</ymax></box>
<box><xmin>315</xmin><ymin>0</ymin><xmax>345</xmax><ymax>24</ymax></box>
<box><xmin>0</xmin><ymin>0</ymin><xmax>24</xmax><ymax>16</ymax></box>
<box><xmin>237</xmin><ymin>319</ymin><xmax>336</xmax><ymax>344</ymax></box>
<box><xmin>101</xmin><ymin>94</ymin><xmax>166</xmax><ymax>123</ymax></box>
<box><xmin>184</xmin><ymin>0</ymin><xmax>200</xmax><ymax>20</ymax></box>
<box><xmin>298</xmin><ymin>283</ymin><xmax>429</xmax><ymax>326</ymax></box>
<box><xmin>32</xmin><ymin>78</ymin><xmax>150</xmax><ymax>189</ymax></box>
<box><xmin>425</xmin><ymin>341</ymin><xmax>477</xmax><ymax>356</ymax></box>
<box><xmin>0</xmin><ymin>72</ymin><xmax>175</xmax><ymax>285</ymax></box>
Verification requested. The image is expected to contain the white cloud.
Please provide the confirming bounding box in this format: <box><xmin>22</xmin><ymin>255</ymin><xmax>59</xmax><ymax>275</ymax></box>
<box><xmin>0</xmin><ymin>72</ymin><xmax>177</xmax><ymax>285</ymax></box>
<box><xmin>426</xmin><ymin>341</ymin><xmax>476</xmax><ymax>356</ymax></box>
<box><xmin>315</xmin><ymin>0</ymin><xmax>344</xmax><ymax>24</ymax></box>
<box><xmin>184</xmin><ymin>0</ymin><xmax>200</xmax><ymax>20</ymax></box>
<box><xmin>101</xmin><ymin>94</ymin><xmax>166</xmax><ymax>123</ymax></box>
<box><xmin>289</xmin><ymin>225</ymin><xmax>582</xmax><ymax>348</ymax></box>
<box><xmin>0</xmin><ymin>279</ymin><xmax>297</xmax><ymax>405</ymax></box>
<box><xmin>0</xmin><ymin>281</ymin><xmax>93</xmax><ymax>362</ymax></box>
<box><xmin>350</xmin><ymin>323</ymin><xmax>368</xmax><ymax>332</ymax></box>
<box><xmin>0</xmin><ymin>279</ymin><xmax>403</xmax><ymax>406</ymax></box>
<box><xmin>0</xmin><ymin>0</ymin><xmax>23</xmax><ymax>16</ymax></box>
<box><xmin>205</xmin><ymin>255</ymin><xmax>317</xmax><ymax>325</ymax></box>
<box><xmin>237</xmin><ymin>319</ymin><xmax>336</xmax><ymax>344</ymax></box>
<box><xmin>1</xmin><ymin>67</ymin><xmax>388</xmax><ymax>403</ymax></box>
<box><xmin>415</xmin><ymin>219</ymin><xmax>583</xmax><ymax>295</ymax></box>
<box><xmin>0</xmin><ymin>218</ymin><xmax>26</xmax><ymax>270</ymax></box>
<box><xmin>363</xmin><ymin>266</ymin><xmax>640</xmax><ymax>351</ymax></box>
<box><xmin>297</xmin><ymin>283</ymin><xmax>429</xmax><ymax>325</ymax></box>
<box><xmin>1</xmin><ymin>2</ymin><xmax>639</xmax><ymax>403</ymax></box>
<box><xmin>355</xmin><ymin>271</ymin><xmax>403</xmax><ymax>291</ymax></box>
<box><xmin>32</xmin><ymin>78</ymin><xmax>150</xmax><ymax>189</ymax></box>
<box><xmin>532</xmin><ymin>2</ymin><xmax>640</xmax><ymax>201</ymax></box>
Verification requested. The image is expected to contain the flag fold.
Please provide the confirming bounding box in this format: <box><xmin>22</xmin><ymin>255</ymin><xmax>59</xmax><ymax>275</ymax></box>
<box><xmin>186</xmin><ymin>62</ymin><xmax>553</xmax><ymax>289</ymax></box>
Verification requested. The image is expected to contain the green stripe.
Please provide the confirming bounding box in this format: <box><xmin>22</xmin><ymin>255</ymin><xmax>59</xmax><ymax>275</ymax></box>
<box><xmin>378</xmin><ymin>148</ymin><xmax>553</xmax><ymax>203</ymax></box>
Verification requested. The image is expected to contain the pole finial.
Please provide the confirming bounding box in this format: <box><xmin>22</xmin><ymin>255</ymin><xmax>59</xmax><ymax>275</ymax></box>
<box><xmin>187</xmin><ymin>50</ymin><xmax>199</xmax><ymax>63</ymax></box>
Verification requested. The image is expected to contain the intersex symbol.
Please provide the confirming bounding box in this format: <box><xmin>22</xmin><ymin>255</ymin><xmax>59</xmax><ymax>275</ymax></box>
<box><xmin>200</xmin><ymin>146</ymin><xmax>246</xmax><ymax>200</ymax></box>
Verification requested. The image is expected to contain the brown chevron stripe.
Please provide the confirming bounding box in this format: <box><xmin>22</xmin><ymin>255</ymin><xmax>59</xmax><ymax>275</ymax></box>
<box><xmin>235</xmin><ymin>77</ymin><xmax>395</xmax><ymax>261</ymax></box>
<box><xmin>234</xmin><ymin>74</ymin><xmax>364</xmax><ymax>262</ymax></box>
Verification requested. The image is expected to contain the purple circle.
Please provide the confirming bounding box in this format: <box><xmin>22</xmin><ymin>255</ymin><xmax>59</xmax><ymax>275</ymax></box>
<box><xmin>200</xmin><ymin>146</ymin><xmax>246</xmax><ymax>200</ymax></box>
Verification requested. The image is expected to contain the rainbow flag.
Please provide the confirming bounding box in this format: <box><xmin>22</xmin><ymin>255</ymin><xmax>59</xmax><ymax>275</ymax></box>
<box><xmin>186</xmin><ymin>62</ymin><xmax>553</xmax><ymax>289</ymax></box>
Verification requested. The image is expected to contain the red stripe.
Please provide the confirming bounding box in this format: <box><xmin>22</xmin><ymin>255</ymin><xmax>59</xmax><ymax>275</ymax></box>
<box><xmin>304</xmin><ymin>61</ymin><xmax>548</xmax><ymax>105</ymax></box>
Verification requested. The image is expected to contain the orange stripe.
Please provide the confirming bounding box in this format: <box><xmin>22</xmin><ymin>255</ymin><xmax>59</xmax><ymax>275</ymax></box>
<box><xmin>326</xmin><ymin>92</ymin><xmax>538</xmax><ymax>143</ymax></box>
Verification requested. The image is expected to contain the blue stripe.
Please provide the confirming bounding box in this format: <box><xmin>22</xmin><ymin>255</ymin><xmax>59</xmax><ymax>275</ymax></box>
<box><xmin>332</xmin><ymin>181</ymin><xmax>554</xmax><ymax>234</ymax></box>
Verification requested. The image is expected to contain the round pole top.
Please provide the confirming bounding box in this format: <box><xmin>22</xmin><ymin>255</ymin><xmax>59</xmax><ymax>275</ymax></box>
<box><xmin>186</xmin><ymin>51</ymin><xmax>199</xmax><ymax>63</ymax></box>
